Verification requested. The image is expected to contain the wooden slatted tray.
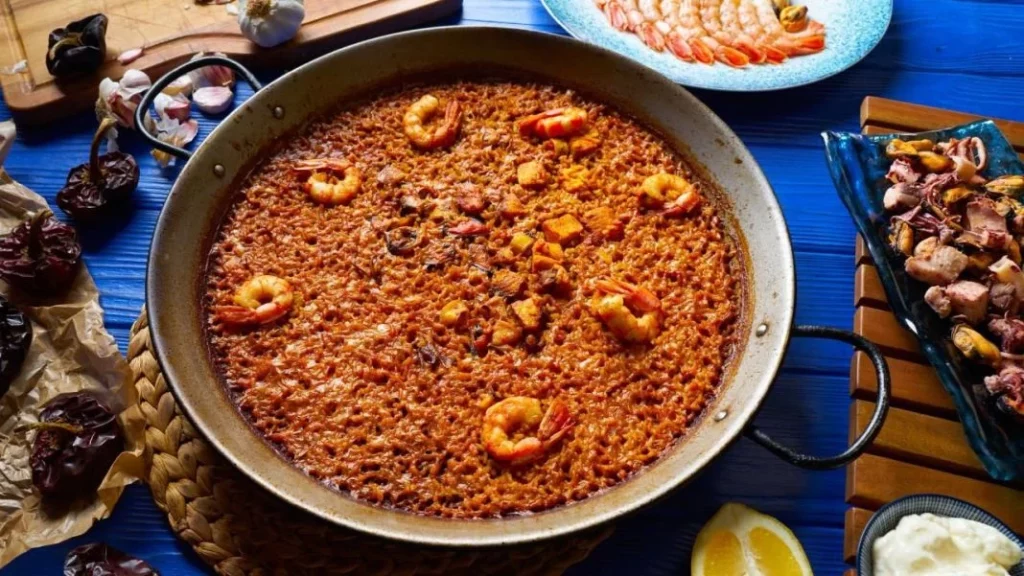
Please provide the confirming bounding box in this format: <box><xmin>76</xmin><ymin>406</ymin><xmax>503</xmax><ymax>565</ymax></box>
<box><xmin>843</xmin><ymin>97</ymin><xmax>1024</xmax><ymax>575</ymax></box>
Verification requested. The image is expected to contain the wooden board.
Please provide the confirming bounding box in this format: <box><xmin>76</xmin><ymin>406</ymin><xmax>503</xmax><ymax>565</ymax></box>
<box><xmin>846</xmin><ymin>97</ymin><xmax>1024</xmax><ymax>570</ymax></box>
<box><xmin>0</xmin><ymin>0</ymin><xmax>461</xmax><ymax>125</ymax></box>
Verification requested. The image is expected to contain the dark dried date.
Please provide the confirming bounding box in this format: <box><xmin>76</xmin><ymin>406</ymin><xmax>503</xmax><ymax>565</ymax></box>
<box><xmin>0</xmin><ymin>209</ymin><xmax>81</xmax><ymax>295</ymax></box>
<box><xmin>31</xmin><ymin>392</ymin><xmax>123</xmax><ymax>502</ymax></box>
<box><xmin>64</xmin><ymin>543</ymin><xmax>159</xmax><ymax>576</ymax></box>
<box><xmin>0</xmin><ymin>295</ymin><xmax>31</xmax><ymax>398</ymax></box>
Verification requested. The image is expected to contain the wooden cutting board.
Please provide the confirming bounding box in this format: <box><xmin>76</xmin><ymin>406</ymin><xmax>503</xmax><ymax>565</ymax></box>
<box><xmin>0</xmin><ymin>0</ymin><xmax>461</xmax><ymax>125</ymax></box>
<box><xmin>843</xmin><ymin>96</ymin><xmax>1024</xmax><ymax>576</ymax></box>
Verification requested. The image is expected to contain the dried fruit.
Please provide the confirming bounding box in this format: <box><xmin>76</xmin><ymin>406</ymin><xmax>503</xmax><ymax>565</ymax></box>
<box><xmin>0</xmin><ymin>295</ymin><xmax>31</xmax><ymax>399</ymax></box>
<box><xmin>64</xmin><ymin>542</ymin><xmax>158</xmax><ymax>576</ymax></box>
<box><xmin>46</xmin><ymin>14</ymin><xmax>108</xmax><ymax>78</ymax></box>
<box><xmin>57</xmin><ymin>117</ymin><xmax>139</xmax><ymax>221</ymax></box>
<box><xmin>31</xmin><ymin>392</ymin><xmax>123</xmax><ymax>502</ymax></box>
<box><xmin>0</xmin><ymin>210</ymin><xmax>81</xmax><ymax>295</ymax></box>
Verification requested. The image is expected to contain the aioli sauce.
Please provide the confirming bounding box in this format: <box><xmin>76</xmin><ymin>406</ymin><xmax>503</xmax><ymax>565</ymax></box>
<box><xmin>873</xmin><ymin>513</ymin><xmax>1021</xmax><ymax>576</ymax></box>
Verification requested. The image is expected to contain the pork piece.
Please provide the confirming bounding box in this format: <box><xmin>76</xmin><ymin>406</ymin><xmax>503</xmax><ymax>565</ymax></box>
<box><xmin>989</xmin><ymin>282</ymin><xmax>1019</xmax><ymax>315</ymax></box>
<box><xmin>983</xmin><ymin>365</ymin><xmax>1024</xmax><ymax>418</ymax></box>
<box><xmin>965</xmin><ymin>198</ymin><xmax>1008</xmax><ymax>234</ymax></box>
<box><xmin>944</xmin><ymin>280</ymin><xmax>989</xmax><ymax>324</ymax></box>
<box><xmin>988</xmin><ymin>318</ymin><xmax>1024</xmax><ymax>353</ymax></box>
<box><xmin>915</xmin><ymin>236</ymin><xmax>939</xmax><ymax>257</ymax></box>
<box><xmin>883</xmin><ymin>183</ymin><xmax>922</xmax><ymax>212</ymax></box>
<box><xmin>887</xmin><ymin>157</ymin><xmax>922</xmax><ymax>184</ymax></box>
<box><xmin>905</xmin><ymin>245</ymin><xmax>968</xmax><ymax>285</ymax></box>
<box><xmin>924</xmin><ymin>286</ymin><xmax>952</xmax><ymax>318</ymax></box>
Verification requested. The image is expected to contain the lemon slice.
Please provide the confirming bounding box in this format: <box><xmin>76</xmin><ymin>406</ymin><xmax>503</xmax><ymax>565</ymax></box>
<box><xmin>692</xmin><ymin>502</ymin><xmax>814</xmax><ymax>576</ymax></box>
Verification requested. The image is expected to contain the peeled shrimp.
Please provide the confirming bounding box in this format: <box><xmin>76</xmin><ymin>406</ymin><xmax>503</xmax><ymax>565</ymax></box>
<box><xmin>637</xmin><ymin>0</ymin><xmax>667</xmax><ymax>51</ymax></box>
<box><xmin>698</xmin><ymin>0</ymin><xmax>750</xmax><ymax>67</ymax></box>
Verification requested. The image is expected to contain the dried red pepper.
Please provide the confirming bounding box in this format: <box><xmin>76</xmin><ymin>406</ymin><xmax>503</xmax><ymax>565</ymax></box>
<box><xmin>46</xmin><ymin>14</ymin><xmax>108</xmax><ymax>78</ymax></box>
<box><xmin>57</xmin><ymin>117</ymin><xmax>139</xmax><ymax>221</ymax></box>
<box><xmin>0</xmin><ymin>209</ymin><xmax>81</xmax><ymax>295</ymax></box>
<box><xmin>0</xmin><ymin>295</ymin><xmax>31</xmax><ymax>398</ymax></box>
<box><xmin>64</xmin><ymin>543</ymin><xmax>159</xmax><ymax>576</ymax></box>
<box><xmin>31</xmin><ymin>391</ymin><xmax>123</xmax><ymax>502</ymax></box>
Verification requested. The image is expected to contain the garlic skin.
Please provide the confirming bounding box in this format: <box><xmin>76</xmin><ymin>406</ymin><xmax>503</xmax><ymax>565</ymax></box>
<box><xmin>238</xmin><ymin>0</ymin><xmax>304</xmax><ymax>48</ymax></box>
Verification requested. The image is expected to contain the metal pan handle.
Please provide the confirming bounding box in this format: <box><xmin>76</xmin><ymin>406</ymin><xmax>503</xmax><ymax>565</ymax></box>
<box><xmin>744</xmin><ymin>325</ymin><xmax>891</xmax><ymax>470</ymax></box>
<box><xmin>134</xmin><ymin>56</ymin><xmax>263</xmax><ymax>161</ymax></box>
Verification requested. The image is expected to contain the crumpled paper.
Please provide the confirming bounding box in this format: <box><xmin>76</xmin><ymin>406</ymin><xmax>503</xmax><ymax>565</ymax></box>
<box><xmin>0</xmin><ymin>170</ymin><xmax>145</xmax><ymax>568</ymax></box>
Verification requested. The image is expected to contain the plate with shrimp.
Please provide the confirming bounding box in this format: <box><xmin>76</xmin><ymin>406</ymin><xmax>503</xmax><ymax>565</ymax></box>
<box><xmin>541</xmin><ymin>0</ymin><xmax>892</xmax><ymax>91</ymax></box>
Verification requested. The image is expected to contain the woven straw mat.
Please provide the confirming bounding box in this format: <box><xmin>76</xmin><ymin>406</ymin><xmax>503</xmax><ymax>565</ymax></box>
<box><xmin>129</xmin><ymin>309</ymin><xmax>613</xmax><ymax>576</ymax></box>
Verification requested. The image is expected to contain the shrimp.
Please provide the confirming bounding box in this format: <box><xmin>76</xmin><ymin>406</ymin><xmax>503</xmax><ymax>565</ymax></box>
<box><xmin>604</xmin><ymin>0</ymin><xmax>631</xmax><ymax>31</ymax></box>
<box><xmin>737</xmin><ymin>0</ymin><xmax>787</xmax><ymax>63</ymax></box>
<box><xmin>518</xmin><ymin>107</ymin><xmax>588</xmax><ymax>139</ymax></box>
<box><xmin>751</xmin><ymin>0</ymin><xmax>825</xmax><ymax>57</ymax></box>
<box><xmin>403</xmin><ymin>94</ymin><xmax>462</xmax><ymax>149</ymax></box>
<box><xmin>676</xmin><ymin>0</ymin><xmax>714</xmax><ymax>64</ymax></box>
<box><xmin>591</xmin><ymin>278</ymin><xmax>663</xmax><ymax>344</ymax></box>
<box><xmin>482</xmin><ymin>397</ymin><xmax>573</xmax><ymax>465</ymax></box>
<box><xmin>637</xmin><ymin>0</ymin><xmax>667</xmax><ymax>51</ymax></box>
<box><xmin>291</xmin><ymin>158</ymin><xmax>362</xmax><ymax>205</ymax></box>
<box><xmin>639</xmin><ymin>173</ymin><xmax>702</xmax><ymax>216</ymax></box>
<box><xmin>660</xmin><ymin>0</ymin><xmax>695</xmax><ymax>62</ymax></box>
<box><xmin>213</xmin><ymin>275</ymin><xmax>294</xmax><ymax>327</ymax></box>
<box><xmin>698</xmin><ymin>0</ymin><xmax>750</xmax><ymax>67</ymax></box>
<box><xmin>719</xmin><ymin>0</ymin><xmax>766</xmax><ymax>63</ymax></box>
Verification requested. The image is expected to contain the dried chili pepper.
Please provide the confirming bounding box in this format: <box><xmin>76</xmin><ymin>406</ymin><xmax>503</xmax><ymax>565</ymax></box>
<box><xmin>0</xmin><ymin>210</ymin><xmax>81</xmax><ymax>295</ymax></box>
<box><xmin>57</xmin><ymin>117</ymin><xmax>139</xmax><ymax>221</ymax></box>
<box><xmin>64</xmin><ymin>543</ymin><xmax>159</xmax><ymax>576</ymax></box>
<box><xmin>46</xmin><ymin>14</ymin><xmax>108</xmax><ymax>78</ymax></box>
<box><xmin>31</xmin><ymin>391</ymin><xmax>123</xmax><ymax>502</ymax></box>
<box><xmin>0</xmin><ymin>295</ymin><xmax>31</xmax><ymax>399</ymax></box>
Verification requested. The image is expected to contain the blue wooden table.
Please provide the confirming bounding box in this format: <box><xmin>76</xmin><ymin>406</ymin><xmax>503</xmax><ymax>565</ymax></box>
<box><xmin>3</xmin><ymin>1</ymin><xmax>1022</xmax><ymax>574</ymax></box>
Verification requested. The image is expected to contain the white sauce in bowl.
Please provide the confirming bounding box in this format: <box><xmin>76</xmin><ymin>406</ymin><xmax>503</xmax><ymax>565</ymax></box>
<box><xmin>873</xmin><ymin>513</ymin><xmax>1022</xmax><ymax>575</ymax></box>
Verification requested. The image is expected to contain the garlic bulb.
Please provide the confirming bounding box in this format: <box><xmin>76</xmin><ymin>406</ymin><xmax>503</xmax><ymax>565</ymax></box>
<box><xmin>238</xmin><ymin>0</ymin><xmax>304</xmax><ymax>48</ymax></box>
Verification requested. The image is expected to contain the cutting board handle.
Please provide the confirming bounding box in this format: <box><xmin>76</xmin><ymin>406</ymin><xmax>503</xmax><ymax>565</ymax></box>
<box><xmin>135</xmin><ymin>56</ymin><xmax>264</xmax><ymax>161</ymax></box>
<box><xmin>745</xmin><ymin>325</ymin><xmax>892</xmax><ymax>470</ymax></box>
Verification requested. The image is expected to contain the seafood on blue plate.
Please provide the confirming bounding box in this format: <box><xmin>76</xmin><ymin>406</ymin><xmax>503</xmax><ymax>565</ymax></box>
<box><xmin>879</xmin><ymin>134</ymin><xmax>1024</xmax><ymax>422</ymax></box>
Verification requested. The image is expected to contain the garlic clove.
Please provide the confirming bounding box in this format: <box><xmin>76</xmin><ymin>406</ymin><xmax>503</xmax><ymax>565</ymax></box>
<box><xmin>117</xmin><ymin>47</ymin><xmax>144</xmax><ymax>65</ymax></box>
<box><xmin>162</xmin><ymin>75</ymin><xmax>194</xmax><ymax>97</ymax></box>
<box><xmin>188</xmin><ymin>52</ymin><xmax>235</xmax><ymax>89</ymax></box>
<box><xmin>154</xmin><ymin>92</ymin><xmax>191</xmax><ymax>122</ymax></box>
<box><xmin>193</xmin><ymin>86</ymin><xmax>234</xmax><ymax>115</ymax></box>
<box><xmin>116</xmin><ymin>69</ymin><xmax>152</xmax><ymax>100</ymax></box>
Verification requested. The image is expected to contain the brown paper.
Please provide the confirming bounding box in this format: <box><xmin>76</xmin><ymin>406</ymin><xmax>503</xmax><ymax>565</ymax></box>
<box><xmin>0</xmin><ymin>171</ymin><xmax>145</xmax><ymax>568</ymax></box>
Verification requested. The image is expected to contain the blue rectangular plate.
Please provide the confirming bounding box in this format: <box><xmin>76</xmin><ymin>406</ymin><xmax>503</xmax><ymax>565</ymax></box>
<box><xmin>823</xmin><ymin>121</ymin><xmax>1024</xmax><ymax>482</ymax></box>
